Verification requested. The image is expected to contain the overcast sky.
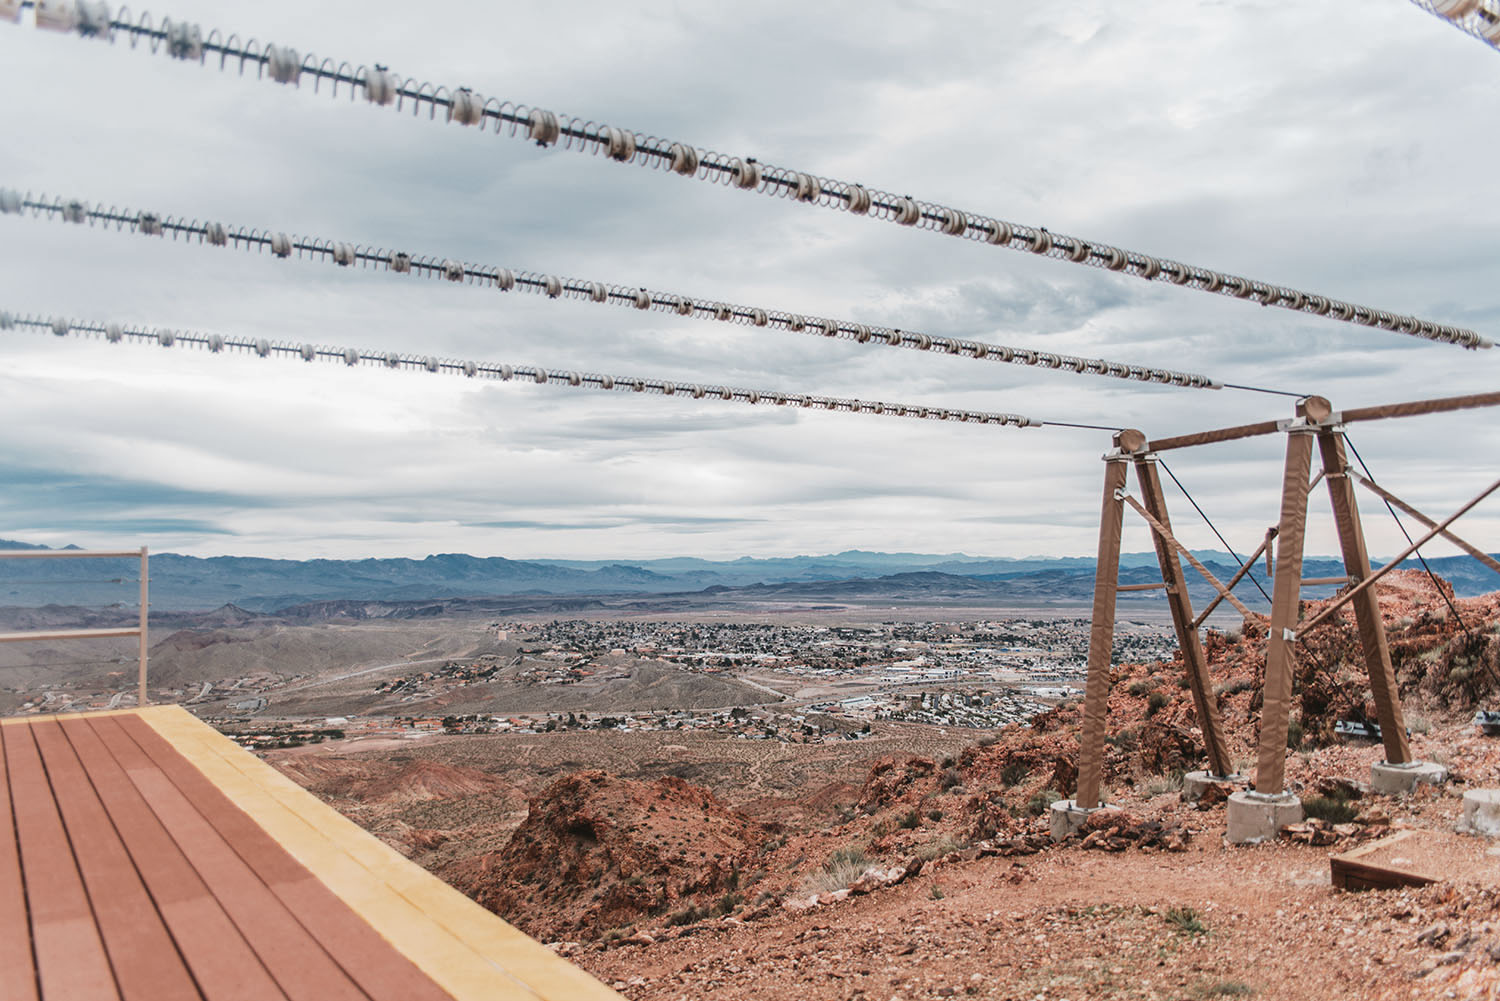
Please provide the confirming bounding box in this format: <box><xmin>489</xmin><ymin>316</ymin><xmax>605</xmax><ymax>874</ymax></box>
<box><xmin>0</xmin><ymin>0</ymin><xmax>1496</xmax><ymax>564</ymax></box>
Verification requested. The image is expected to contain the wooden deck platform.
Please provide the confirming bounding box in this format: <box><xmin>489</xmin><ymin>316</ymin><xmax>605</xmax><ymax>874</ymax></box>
<box><xmin>1</xmin><ymin>706</ymin><xmax>621</xmax><ymax>1001</ymax></box>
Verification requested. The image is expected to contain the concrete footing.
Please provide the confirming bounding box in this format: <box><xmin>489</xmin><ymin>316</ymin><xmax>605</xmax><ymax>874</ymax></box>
<box><xmin>1370</xmin><ymin>760</ymin><xmax>1448</xmax><ymax>796</ymax></box>
<box><xmin>1181</xmin><ymin>771</ymin><xmax>1247</xmax><ymax>804</ymax></box>
<box><xmin>1457</xmin><ymin>789</ymin><xmax>1500</xmax><ymax>837</ymax></box>
<box><xmin>1049</xmin><ymin>799</ymin><xmax>1109</xmax><ymax>842</ymax></box>
<box><xmin>1226</xmin><ymin>790</ymin><xmax>1303</xmax><ymax>845</ymax></box>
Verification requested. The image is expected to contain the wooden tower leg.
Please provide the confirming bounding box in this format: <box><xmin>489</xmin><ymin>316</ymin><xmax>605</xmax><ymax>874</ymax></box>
<box><xmin>1255</xmin><ymin>425</ymin><xmax>1316</xmax><ymax>795</ymax></box>
<box><xmin>1317</xmin><ymin>430</ymin><xmax>1411</xmax><ymax>765</ymax></box>
<box><xmin>1076</xmin><ymin>434</ymin><xmax>1137</xmax><ymax>809</ymax></box>
<box><xmin>1133</xmin><ymin>456</ymin><xmax>1234</xmax><ymax>777</ymax></box>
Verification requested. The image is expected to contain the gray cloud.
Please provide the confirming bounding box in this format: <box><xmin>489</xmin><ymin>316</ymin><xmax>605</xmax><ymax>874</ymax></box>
<box><xmin>0</xmin><ymin>0</ymin><xmax>1497</xmax><ymax>564</ymax></box>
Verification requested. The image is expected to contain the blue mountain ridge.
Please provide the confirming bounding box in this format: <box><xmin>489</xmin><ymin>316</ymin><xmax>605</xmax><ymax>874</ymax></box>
<box><xmin>0</xmin><ymin>539</ymin><xmax>1495</xmax><ymax>612</ymax></box>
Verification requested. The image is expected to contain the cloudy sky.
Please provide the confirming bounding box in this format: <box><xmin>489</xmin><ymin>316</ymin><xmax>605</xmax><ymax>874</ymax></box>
<box><xmin>0</xmin><ymin>0</ymin><xmax>1497</xmax><ymax>564</ymax></box>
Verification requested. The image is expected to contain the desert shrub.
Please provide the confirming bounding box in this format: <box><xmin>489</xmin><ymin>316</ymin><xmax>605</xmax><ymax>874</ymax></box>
<box><xmin>1301</xmin><ymin>795</ymin><xmax>1358</xmax><ymax>824</ymax></box>
<box><xmin>1191</xmin><ymin>982</ymin><xmax>1254</xmax><ymax>998</ymax></box>
<box><xmin>1027</xmin><ymin>789</ymin><xmax>1060</xmax><ymax>817</ymax></box>
<box><xmin>999</xmin><ymin>761</ymin><xmax>1029</xmax><ymax>787</ymax></box>
<box><xmin>1106</xmin><ymin>727</ymin><xmax>1139</xmax><ymax>751</ymax></box>
<box><xmin>927</xmin><ymin>808</ymin><xmax>944</xmax><ymax>822</ymax></box>
<box><xmin>801</xmin><ymin>847</ymin><xmax>872</xmax><ymax>895</ymax></box>
<box><xmin>1214</xmin><ymin>677</ymin><xmax>1256</xmax><ymax>698</ymax></box>
<box><xmin>667</xmin><ymin>903</ymin><xmax>707</xmax><ymax>927</ymax></box>
<box><xmin>941</xmin><ymin>766</ymin><xmax>964</xmax><ymax>790</ymax></box>
<box><xmin>977</xmin><ymin>734</ymin><xmax>1000</xmax><ymax>748</ymax></box>
<box><xmin>916</xmin><ymin>836</ymin><xmax>965</xmax><ymax>861</ymax></box>
<box><xmin>713</xmin><ymin>892</ymin><xmax>741</xmax><ymax>916</ymax></box>
<box><xmin>1143</xmin><ymin>773</ymin><xmax>1184</xmax><ymax>797</ymax></box>
<box><xmin>1146</xmin><ymin>691</ymin><xmax>1169</xmax><ymax>716</ymax></box>
<box><xmin>600</xmin><ymin>925</ymin><xmax>635</xmax><ymax>945</ymax></box>
<box><xmin>1286</xmin><ymin>717</ymin><xmax>1305</xmax><ymax>750</ymax></box>
<box><xmin>929</xmin><ymin>884</ymin><xmax>945</xmax><ymax>900</ymax></box>
<box><xmin>1407</xmin><ymin>713</ymin><xmax>1432</xmax><ymax>735</ymax></box>
<box><xmin>1128</xmin><ymin>679</ymin><xmax>1155</xmax><ymax>697</ymax></box>
<box><xmin>1165</xmin><ymin>906</ymin><xmax>1207</xmax><ymax>935</ymax></box>
<box><xmin>898</xmin><ymin>809</ymin><xmax>921</xmax><ymax>830</ymax></box>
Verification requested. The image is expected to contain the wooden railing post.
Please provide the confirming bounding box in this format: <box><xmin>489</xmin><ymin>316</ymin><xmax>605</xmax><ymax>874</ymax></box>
<box><xmin>138</xmin><ymin>546</ymin><xmax>150</xmax><ymax>708</ymax></box>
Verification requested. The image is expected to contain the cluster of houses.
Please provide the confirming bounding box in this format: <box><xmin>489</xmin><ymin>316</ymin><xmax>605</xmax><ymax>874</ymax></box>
<box><xmin>808</xmin><ymin>688</ymin><xmax>1055</xmax><ymax>729</ymax></box>
<box><xmin>503</xmin><ymin>616</ymin><xmax>1173</xmax><ymax>688</ymax></box>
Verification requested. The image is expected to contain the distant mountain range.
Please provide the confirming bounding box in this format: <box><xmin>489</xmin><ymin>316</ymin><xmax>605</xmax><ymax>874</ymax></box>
<box><xmin>0</xmin><ymin>540</ymin><xmax>1496</xmax><ymax>612</ymax></box>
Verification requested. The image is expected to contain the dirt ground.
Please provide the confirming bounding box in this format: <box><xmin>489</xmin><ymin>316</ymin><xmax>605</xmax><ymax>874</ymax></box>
<box><xmin>578</xmin><ymin>729</ymin><xmax>1500</xmax><ymax>1001</ymax></box>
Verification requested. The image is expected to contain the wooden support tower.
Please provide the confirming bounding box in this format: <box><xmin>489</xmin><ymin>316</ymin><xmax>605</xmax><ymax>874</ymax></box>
<box><xmin>1071</xmin><ymin>389</ymin><xmax>1500</xmax><ymax>822</ymax></box>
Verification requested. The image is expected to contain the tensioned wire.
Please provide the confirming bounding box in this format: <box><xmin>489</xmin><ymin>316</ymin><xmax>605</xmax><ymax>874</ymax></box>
<box><xmin>1</xmin><ymin>311</ymin><xmax>1047</xmax><ymax>429</ymax></box>
<box><xmin>2</xmin><ymin>4</ymin><xmax>1488</xmax><ymax>352</ymax></box>
<box><xmin>1407</xmin><ymin>0</ymin><xmax>1500</xmax><ymax>53</ymax></box>
<box><xmin>2</xmin><ymin>188</ymin><xmax>1245</xmax><ymax>393</ymax></box>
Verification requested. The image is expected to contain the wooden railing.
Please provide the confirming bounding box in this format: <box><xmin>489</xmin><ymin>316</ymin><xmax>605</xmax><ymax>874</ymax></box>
<box><xmin>0</xmin><ymin>548</ymin><xmax>149</xmax><ymax>707</ymax></box>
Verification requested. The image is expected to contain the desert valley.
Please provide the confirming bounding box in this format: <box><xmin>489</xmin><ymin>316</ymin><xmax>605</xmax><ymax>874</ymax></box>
<box><xmin>6</xmin><ymin>559</ymin><xmax>1500</xmax><ymax>1000</ymax></box>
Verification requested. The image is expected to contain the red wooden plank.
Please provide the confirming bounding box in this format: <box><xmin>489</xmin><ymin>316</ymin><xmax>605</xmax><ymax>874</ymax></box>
<box><xmin>0</xmin><ymin>728</ymin><xmax>40</xmax><ymax>1001</ymax></box>
<box><xmin>85</xmin><ymin>716</ymin><xmax>370</xmax><ymax>1001</ymax></box>
<box><xmin>1</xmin><ymin>722</ymin><xmax>120</xmax><ymax>1000</ymax></box>
<box><xmin>58</xmin><ymin>717</ymin><xmax>289</xmax><ymax>1001</ymax></box>
<box><xmin>29</xmin><ymin>720</ymin><xmax>200</xmax><ymax>1001</ymax></box>
<box><xmin>116</xmin><ymin>715</ymin><xmax>455</xmax><ymax>1001</ymax></box>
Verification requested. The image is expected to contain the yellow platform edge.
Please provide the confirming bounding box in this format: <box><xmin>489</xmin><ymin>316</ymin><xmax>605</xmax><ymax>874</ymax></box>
<box><xmin>136</xmin><ymin>705</ymin><xmax>623</xmax><ymax>1001</ymax></box>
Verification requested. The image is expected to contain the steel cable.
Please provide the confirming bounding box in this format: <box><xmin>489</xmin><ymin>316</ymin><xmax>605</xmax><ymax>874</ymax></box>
<box><xmin>0</xmin><ymin>188</ymin><xmax>1239</xmax><ymax>392</ymax></box>
<box><xmin>1157</xmin><ymin>458</ymin><xmax>1274</xmax><ymax>607</ymax></box>
<box><xmin>0</xmin><ymin>5</ymin><xmax>1488</xmax><ymax>351</ymax></box>
<box><xmin>0</xmin><ymin>310</ymin><xmax>1043</xmax><ymax>429</ymax></box>
<box><xmin>1408</xmin><ymin>0</ymin><xmax>1500</xmax><ymax>53</ymax></box>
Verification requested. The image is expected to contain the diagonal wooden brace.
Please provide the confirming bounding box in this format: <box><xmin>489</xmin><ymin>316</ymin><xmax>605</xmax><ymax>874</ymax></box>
<box><xmin>1119</xmin><ymin>492</ymin><xmax>1255</xmax><ymax>620</ymax></box>
<box><xmin>1192</xmin><ymin>528</ymin><xmax>1276</xmax><ymax>630</ymax></box>
<box><xmin>1297</xmin><ymin>475</ymin><xmax>1500</xmax><ymax>638</ymax></box>
<box><xmin>1350</xmin><ymin>471</ymin><xmax>1500</xmax><ymax>577</ymax></box>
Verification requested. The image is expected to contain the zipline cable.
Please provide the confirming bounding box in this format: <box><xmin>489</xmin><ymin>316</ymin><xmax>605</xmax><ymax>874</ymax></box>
<box><xmin>0</xmin><ymin>188</ymin><xmax>1238</xmax><ymax>392</ymax></box>
<box><xmin>1408</xmin><ymin>1</ymin><xmax>1500</xmax><ymax>53</ymax></box>
<box><xmin>1</xmin><ymin>4</ymin><xmax>1488</xmax><ymax>352</ymax></box>
<box><xmin>0</xmin><ymin>310</ymin><xmax>1043</xmax><ymax>429</ymax></box>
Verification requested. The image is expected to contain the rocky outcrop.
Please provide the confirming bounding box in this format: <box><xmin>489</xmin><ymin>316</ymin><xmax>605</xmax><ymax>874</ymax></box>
<box><xmin>443</xmin><ymin>770</ymin><xmax>768</xmax><ymax>942</ymax></box>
